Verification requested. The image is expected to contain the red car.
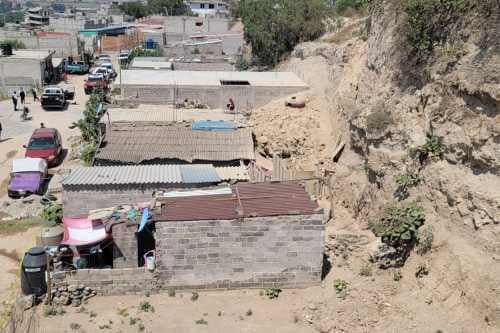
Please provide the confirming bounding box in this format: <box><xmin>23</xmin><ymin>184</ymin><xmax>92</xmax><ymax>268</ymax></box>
<box><xmin>24</xmin><ymin>128</ymin><xmax>63</xmax><ymax>167</ymax></box>
<box><xmin>84</xmin><ymin>73</ymin><xmax>109</xmax><ymax>95</ymax></box>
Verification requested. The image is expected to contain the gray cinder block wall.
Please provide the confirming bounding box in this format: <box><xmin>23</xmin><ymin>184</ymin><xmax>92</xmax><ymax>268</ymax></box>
<box><xmin>54</xmin><ymin>213</ymin><xmax>325</xmax><ymax>294</ymax></box>
<box><xmin>122</xmin><ymin>85</ymin><xmax>308</xmax><ymax>110</ymax></box>
<box><xmin>62</xmin><ymin>188</ymin><xmax>155</xmax><ymax>216</ymax></box>
<box><xmin>112</xmin><ymin>223</ymin><xmax>138</xmax><ymax>269</ymax></box>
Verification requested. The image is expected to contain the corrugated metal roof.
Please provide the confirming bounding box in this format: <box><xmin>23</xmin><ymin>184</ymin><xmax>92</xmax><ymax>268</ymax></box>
<box><xmin>215</xmin><ymin>166</ymin><xmax>249</xmax><ymax>181</ymax></box>
<box><xmin>157</xmin><ymin>182</ymin><xmax>318</xmax><ymax>221</ymax></box>
<box><xmin>95</xmin><ymin>123</ymin><xmax>254</xmax><ymax>164</ymax></box>
<box><xmin>191</xmin><ymin>120</ymin><xmax>237</xmax><ymax>132</ymax></box>
<box><xmin>235</xmin><ymin>183</ymin><xmax>319</xmax><ymax>217</ymax></box>
<box><xmin>180</xmin><ymin>165</ymin><xmax>220</xmax><ymax>183</ymax></box>
<box><xmin>61</xmin><ymin>164</ymin><xmax>220</xmax><ymax>186</ymax></box>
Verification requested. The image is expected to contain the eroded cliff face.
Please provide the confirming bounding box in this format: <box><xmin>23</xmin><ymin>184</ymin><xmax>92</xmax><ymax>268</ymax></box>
<box><xmin>253</xmin><ymin>0</ymin><xmax>500</xmax><ymax>330</ymax></box>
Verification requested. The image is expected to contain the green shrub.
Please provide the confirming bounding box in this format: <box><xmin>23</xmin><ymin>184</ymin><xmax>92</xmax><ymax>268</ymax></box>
<box><xmin>359</xmin><ymin>263</ymin><xmax>372</xmax><ymax>277</ymax></box>
<box><xmin>167</xmin><ymin>288</ymin><xmax>176</xmax><ymax>297</ymax></box>
<box><xmin>195</xmin><ymin>318</ymin><xmax>208</xmax><ymax>325</ymax></box>
<box><xmin>415</xmin><ymin>263</ymin><xmax>429</xmax><ymax>278</ymax></box>
<box><xmin>235</xmin><ymin>55</ymin><xmax>250</xmax><ymax>71</ymax></box>
<box><xmin>394</xmin><ymin>171</ymin><xmax>422</xmax><ymax>200</ymax></box>
<box><xmin>369</xmin><ymin>203</ymin><xmax>425</xmax><ymax>250</ymax></box>
<box><xmin>69</xmin><ymin>322</ymin><xmax>81</xmax><ymax>330</ymax></box>
<box><xmin>393</xmin><ymin>270</ymin><xmax>403</xmax><ymax>281</ymax></box>
<box><xmin>80</xmin><ymin>143</ymin><xmax>97</xmax><ymax>166</ymax></box>
<box><xmin>333</xmin><ymin>279</ymin><xmax>348</xmax><ymax>298</ymax></box>
<box><xmin>246</xmin><ymin>309</ymin><xmax>253</xmax><ymax>316</ymax></box>
<box><xmin>416</xmin><ymin>225</ymin><xmax>434</xmax><ymax>254</ymax></box>
<box><xmin>139</xmin><ymin>301</ymin><xmax>154</xmax><ymax>313</ymax></box>
<box><xmin>366</xmin><ymin>109</ymin><xmax>393</xmax><ymax>134</ymax></box>
<box><xmin>403</xmin><ymin>0</ymin><xmax>468</xmax><ymax>57</ymax></box>
<box><xmin>190</xmin><ymin>291</ymin><xmax>199</xmax><ymax>301</ymax></box>
<box><xmin>40</xmin><ymin>203</ymin><xmax>63</xmax><ymax>223</ymax></box>
<box><xmin>264</xmin><ymin>288</ymin><xmax>282</xmax><ymax>299</ymax></box>
<box><xmin>410</xmin><ymin>134</ymin><xmax>444</xmax><ymax>163</ymax></box>
<box><xmin>334</xmin><ymin>0</ymin><xmax>370</xmax><ymax>13</ymax></box>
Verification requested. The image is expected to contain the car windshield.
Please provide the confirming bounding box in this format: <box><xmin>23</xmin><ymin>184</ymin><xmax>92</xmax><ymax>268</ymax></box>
<box><xmin>88</xmin><ymin>77</ymin><xmax>101</xmax><ymax>82</ymax></box>
<box><xmin>44</xmin><ymin>88</ymin><xmax>62</xmax><ymax>94</ymax></box>
<box><xmin>28</xmin><ymin>137</ymin><xmax>55</xmax><ymax>149</ymax></box>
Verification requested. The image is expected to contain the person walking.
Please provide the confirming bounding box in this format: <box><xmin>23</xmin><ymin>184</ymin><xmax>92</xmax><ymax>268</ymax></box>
<box><xmin>11</xmin><ymin>91</ymin><xmax>18</xmax><ymax>111</ymax></box>
<box><xmin>0</xmin><ymin>122</ymin><xmax>2</xmax><ymax>141</ymax></box>
<box><xmin>32</xmin><ymin>87</ymin><xmax>39</xmax><ymax>102</ymax></box>
<box><xmin>20</xmin><ymin>88</ymin><xmax>26</xmax><ymax>105</ymax></box>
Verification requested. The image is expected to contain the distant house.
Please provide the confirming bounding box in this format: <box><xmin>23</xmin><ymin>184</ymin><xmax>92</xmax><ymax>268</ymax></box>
<box><xmin>0</xmin><ymin>49</ymin><xmax>56</xmax><ymax>91</ymax></box>
<box><xmin>186</xmin><ymin>0</ymin><xmax>229</xmax><ymax>17</ymax></box>
<box><xmin>26</xmin><ymin>7</ymin><xmax>50</xmax><ymax>27</ymax></box>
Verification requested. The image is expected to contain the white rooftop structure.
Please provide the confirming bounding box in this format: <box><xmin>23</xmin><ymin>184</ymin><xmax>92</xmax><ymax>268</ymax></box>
<box><xmin>1</xmin><ymin>50</ymin><xmax>52</xmax><ymax>60</ymax></box>
<box><xmin>120</xmin><ymin>70</ymin><xmax>308</xmax><ymax>87</ymax></box>
<box><xmin>130</xmin><ymin>59</ymin><xmax>174</xmax><ymax>70</ymax></box>
<box><xmin>12</xmin><ymin>158</ymin><xmax>47</xmax><ymax>173</ymax></box>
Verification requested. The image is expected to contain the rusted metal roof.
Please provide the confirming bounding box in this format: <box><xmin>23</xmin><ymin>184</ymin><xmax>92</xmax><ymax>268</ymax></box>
<box><xmin>95</xmin><ymin>123</ymin><xmax>254</xmax><ymax>165</ymax></box>
<box><xmin>157</xmin><ymin>182</ymin><xmax>318</xmax><ymax>221</ymax></box>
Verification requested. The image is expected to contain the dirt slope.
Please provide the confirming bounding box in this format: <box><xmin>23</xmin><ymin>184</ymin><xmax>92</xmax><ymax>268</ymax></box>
<box><xmin>251</xmin><ymin>0</ymin><xmax>499</xmax><ymax>331</ymax></box>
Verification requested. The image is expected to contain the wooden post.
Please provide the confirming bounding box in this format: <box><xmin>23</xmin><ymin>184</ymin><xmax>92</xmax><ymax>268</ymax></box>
<box><xmin>45</xmin><ymin>252</ymin><xmax>52</xmax><ymax>305</ymax></box>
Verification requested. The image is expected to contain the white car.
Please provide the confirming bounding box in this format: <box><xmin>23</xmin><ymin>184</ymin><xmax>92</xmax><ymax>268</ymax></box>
<box><xmin>119</xmin><ymin>51</ymin><xmax>130</xmax><ymax>61</ymax></box>
<box><xmin>91</xmin><ymin>67</ymin><xmax>110</xmax><ymax>81</ymax></box>
<box><xmin>97</xmin><ymin>54</ymin><xmax>111</xmax><ymax>61</ymax></box>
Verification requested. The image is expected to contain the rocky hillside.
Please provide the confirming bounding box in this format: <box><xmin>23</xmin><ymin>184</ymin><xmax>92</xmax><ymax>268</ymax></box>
<box><xmin>252</xmin><ymin>0</ymin><xmax>499</xmax><ymax>331</ymax></box>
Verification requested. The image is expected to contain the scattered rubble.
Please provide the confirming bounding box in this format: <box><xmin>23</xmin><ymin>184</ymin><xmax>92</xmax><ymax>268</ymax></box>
<box><xmin>51</xmin><ymin>284</ymin><xmax>96</xmax><ymax>307</ymax></box>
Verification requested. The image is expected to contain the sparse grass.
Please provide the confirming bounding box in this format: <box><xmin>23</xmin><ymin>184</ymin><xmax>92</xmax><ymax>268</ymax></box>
<box><xmin>359</xmin><ymin>262</ymin><xmax>373</xmax><ymax>277</ymax></box>
<box><xmin>70</xmin><ymin>322</ymin><xmax>81</xmax><ymax>330</ymax></box>
<box><xmin>415</xmin><ymin>263</ymin><xmax>429</xmax><ymax>278</ymax></box>
<box><xmin>325</xmin><ymin>23</ymin><xmax>358</xmax><ymax>44</ymax></box>
<box><xmin>217</xmin><ymin>311</ymin><xmax>222</xmax><ymax>316</ymax></box>
<box><xmin>394</xmin><ymin>171</ymin><xmax>423</xmax><ymax>201</ymax></box>
<box><xmin>89</xmin><ymin>311</ymin><xmax>97</xmax><ymax>318</ymax></box>
<box><xmin>416</xmin><ymin>225</ymin><xmax>434</xmax><ymax>254</ymax></box>
<box><xmin>139</xmin><ymin>301</ymin><xmax>154</xmax><ymax>313</ymax></box>
<box><xmin>168</xmin><ymin>288</ymin><xmax>176</xmax><ymax>297</ymax></box>
<box><xmin>43</xmin><ymin>306</ymin><xmax>66</xmax><ymax>317</ymax></box>
<box><xmin>129</xmin><ymin>317</ymin><xmax>138</xmax><ymax>325</ymax></box>
<box><xmin>117</xmin><ymin>308</ymin><xmax>129</xmax><ymax>317</ymax></box>
<box><xmin>98</xmin><ymin>324</ymin><xmax>111</xmax><ymax>329</ymax></box>
<box><xmin>246</xmin><ymin>309</ymin><xmax>253</xmax><ymax>316</ymax></box>
<box><xmin>393</xmin><ymin>270</ymin><xmax>403</xmax><ymax>281</ymax></box>
<box><xmin>366</xmin><ymin>109</ymin><xmax>393</xmax><ymax>134</ymax></box>
<box><xmin>75</xmin><ymin>306</ymin><xmax>87</xmax><ymax>313</ymax></box>
<box><xmin>0</xmin><ymin>218</ymin><xmax>41</xmax><ymax>236</ymax></box>
<box><xmin>190</xmin><ymin>292</ymin><xmax>199</xmax><ymax>301</ymax></box>
<box><xmin>264</xmin><ymin>288</ymin><xmax>282</xmax><ymax>299</ymax></box>
<box><xmin>138</xmin><ymin>323</ymin><xmax>145</xmax><ymax>331</ymax></box>
<box><xmin>436</xmin><ymin>42</ymin><xmax>466</xmax><ymax>59</ymax></box>
<box><xmin>110</xmin><ymin>87</ymin><xmax>121</xmax><ymax>96</ymax></box>
<box><xmin>195</xmin><ymin>318</ymin><xmax>208</xmax><ymax>325</ymax></box>
<box><xmin>333</xmin><ymin>279</ymin><xmax>348</xmax><ymax>298</ymax></box>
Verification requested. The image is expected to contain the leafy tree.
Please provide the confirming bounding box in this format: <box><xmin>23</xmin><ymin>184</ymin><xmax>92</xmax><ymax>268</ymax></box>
<box><xmin>0</xmin><ymin>39</ymin><xmax>26</xmax><ymax>49</ymax></box>
<box><xmin>147</xmin><ymin>0</ymin><xmax>190</xmax><ymax>16</ymax></box>
<box><xmin>240</xmin><ymin>0</ymin><xmax>327</xmax><ymax>67</ymax></box>
<box><xmin>70</xmin><ymin>90</ymin><xmax>106</xmax><ymax>144</ymax></box>
<box><xmin>119</xmin><ymin>1</ymin><xmax>149</xmax><ymax>19</ymax></box>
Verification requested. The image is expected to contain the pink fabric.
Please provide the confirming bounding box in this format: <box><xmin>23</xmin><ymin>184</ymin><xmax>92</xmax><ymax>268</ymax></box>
<box><xmin>61</xmin><ymin>217</ymin><xmax>109</xmax><ymax>246</ymax></box>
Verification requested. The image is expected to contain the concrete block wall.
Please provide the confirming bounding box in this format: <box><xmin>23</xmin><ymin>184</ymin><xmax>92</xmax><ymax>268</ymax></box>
<box><xmin>155</xmin><ymin>214</ymin><xmax>325</xmax><ymax>288</ymax></box>
<box><xmin>62</xmin><ymin>188</ymin><xmax>154</xmax><ymax>216</ymax></box>
<box><xmin>122</xmin><ymin>85</ymin><xmax>308</xmax><ymax>110</ymax></box>
<box><xmin>112</xmin><ymin>222</ymin><xmax>139</xmax><ymax>269</ymax></box>
<box><xmin>54</xmin><ymin>213</ymin><xmax>324</xmax><ymax>295</ymax></box>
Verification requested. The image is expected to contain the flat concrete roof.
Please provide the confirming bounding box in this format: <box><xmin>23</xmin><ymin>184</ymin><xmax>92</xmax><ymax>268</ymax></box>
<box><xmin>130</xmin><ymin>59</ymin><xmax>173</xmax><ymax>70</ymax></box>
<box><xmin>121</xmin><ymin>70</ymin><xmax>308</xmax><ymax>88</ymax></box>
<box><xmin>0</xmin><ymin>49</ymin><xmax>52</xmax><ymax>61</ymax></box>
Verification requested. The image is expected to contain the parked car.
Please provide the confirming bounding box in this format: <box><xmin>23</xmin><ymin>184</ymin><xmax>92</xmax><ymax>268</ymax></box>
<box><xmin>99</xmin><ymin>63</ymin><xmax>117</xmax><ymax>79</ymax></box>
<box><xmin>84</xmin><ymin>73</ymin><xmax>108</xmax><ymax>94</ymax></box>
<box><xmin>8</xmin><ymin>158</ymin><xmax>48</xmax><ymax>198</ymax></box>
<box><xmin>41</xmin><ymin>86</ymin><xmax>66</xmax><ymax>110</ymax></box>
<box><xmin>65</xmin><ymin>61</ymin><xmax>89</xmax><ymax>74</ymax></box>
<box><xmin>24</xmin><ymin>128</ymin><xmax>63</xmax><ymax>167</ymax></box>
<box><xmin>91</xmin><ymin>67</ymin><xmax>110</xmax><ymax>82</ymax></box>
<box><xmin>58</xmin><ymin>83</ymin><xmax>75</xmax><ymax>100</ymax></box>
<box><xmin>119</xmin><ymin>50</ymin><xmax>130</xmax><ymax>62</ymax></box>
<box><xmin>97</xmin><ymin>54</ymin><xmax>111</xmax><ymax>62</ymax></box>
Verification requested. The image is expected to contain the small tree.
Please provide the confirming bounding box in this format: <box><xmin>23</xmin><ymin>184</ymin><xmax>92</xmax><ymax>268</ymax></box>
<box><xmin>70</xmin><ymin>90</ymin><xmax>105</xmax><ymax>144</ymax></box>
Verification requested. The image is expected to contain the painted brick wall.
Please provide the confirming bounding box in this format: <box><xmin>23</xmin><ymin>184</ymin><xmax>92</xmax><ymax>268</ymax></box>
<box><xmin>155</xmin><ymin>214</ymin><xmax>324</xmax><ymax>288</ymax></box>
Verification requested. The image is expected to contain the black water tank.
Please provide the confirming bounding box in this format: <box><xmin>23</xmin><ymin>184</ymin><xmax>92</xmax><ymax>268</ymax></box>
<box><xmin>21</xmin><ymin>247</ymin><xmax>47</xmax><ymax>296</ymax></box>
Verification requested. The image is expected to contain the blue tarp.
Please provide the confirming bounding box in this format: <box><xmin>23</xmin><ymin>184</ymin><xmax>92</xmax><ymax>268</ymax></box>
<box><xmin>191</xmin><ymin>120</ymin><xmax>237</xmax><ymax>132</ymax></box>
<box><xmin>138</xmin><ymin>208</ymin><xmax>149</xmax><ymax>233</ymax></box>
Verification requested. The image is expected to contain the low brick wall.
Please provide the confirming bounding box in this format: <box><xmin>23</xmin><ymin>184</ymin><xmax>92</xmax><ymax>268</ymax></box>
<box><xmin>54</xmin><ymin>213</ymin><xmax>325</xmax><ymax>295</ymax></box>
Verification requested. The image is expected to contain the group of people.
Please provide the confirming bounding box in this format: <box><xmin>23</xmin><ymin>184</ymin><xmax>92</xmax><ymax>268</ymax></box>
<box><xmin>11</xmin><ymin>87</ymin><xmax>39</xmax><ymax>111</ymax></box>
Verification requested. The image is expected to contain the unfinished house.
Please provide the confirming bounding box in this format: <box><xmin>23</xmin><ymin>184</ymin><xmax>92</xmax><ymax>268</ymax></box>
<box><xmin>61</xmin><ymin>164</ymin><xmax>249</xmax><ymax>216</ymax></box>
<box><xmin>0</xmin><ymin>49</ymin><xmax>56</xmax><ymax>91</ymax></box>
<box><xmin>119</xmin><ymin>70</ymin><xmax>308</xmax><ymax>110</ymax></box>
<box><xmin>94</xmin><ymin>123</ymin><xmax>255</xmax><ymax>166</ymax></box>
<box><xmin>53</xmin><ymin>182</ymin><xmax>325</xmax><ymax>293</ymax></box>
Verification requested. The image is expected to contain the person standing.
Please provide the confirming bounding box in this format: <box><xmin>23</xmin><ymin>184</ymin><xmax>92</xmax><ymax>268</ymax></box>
<box><xmin>20</xmin><ymin>88</ymin><xmax>26</xmax><ymax>105</ymax></box>
<box><xmin>0</xmin><ymin>122</ymin><xmax>2</xmax><ymax>141</ymax></box>
<box><xmin>32</xmin><ymin>87</ymin><xmax>39</xmax><ymax>102</ymax></box>
<box><xmin>11</xmin><ymin>91</ymin><xmax>18</xmax><ymax>111</ymax></box>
